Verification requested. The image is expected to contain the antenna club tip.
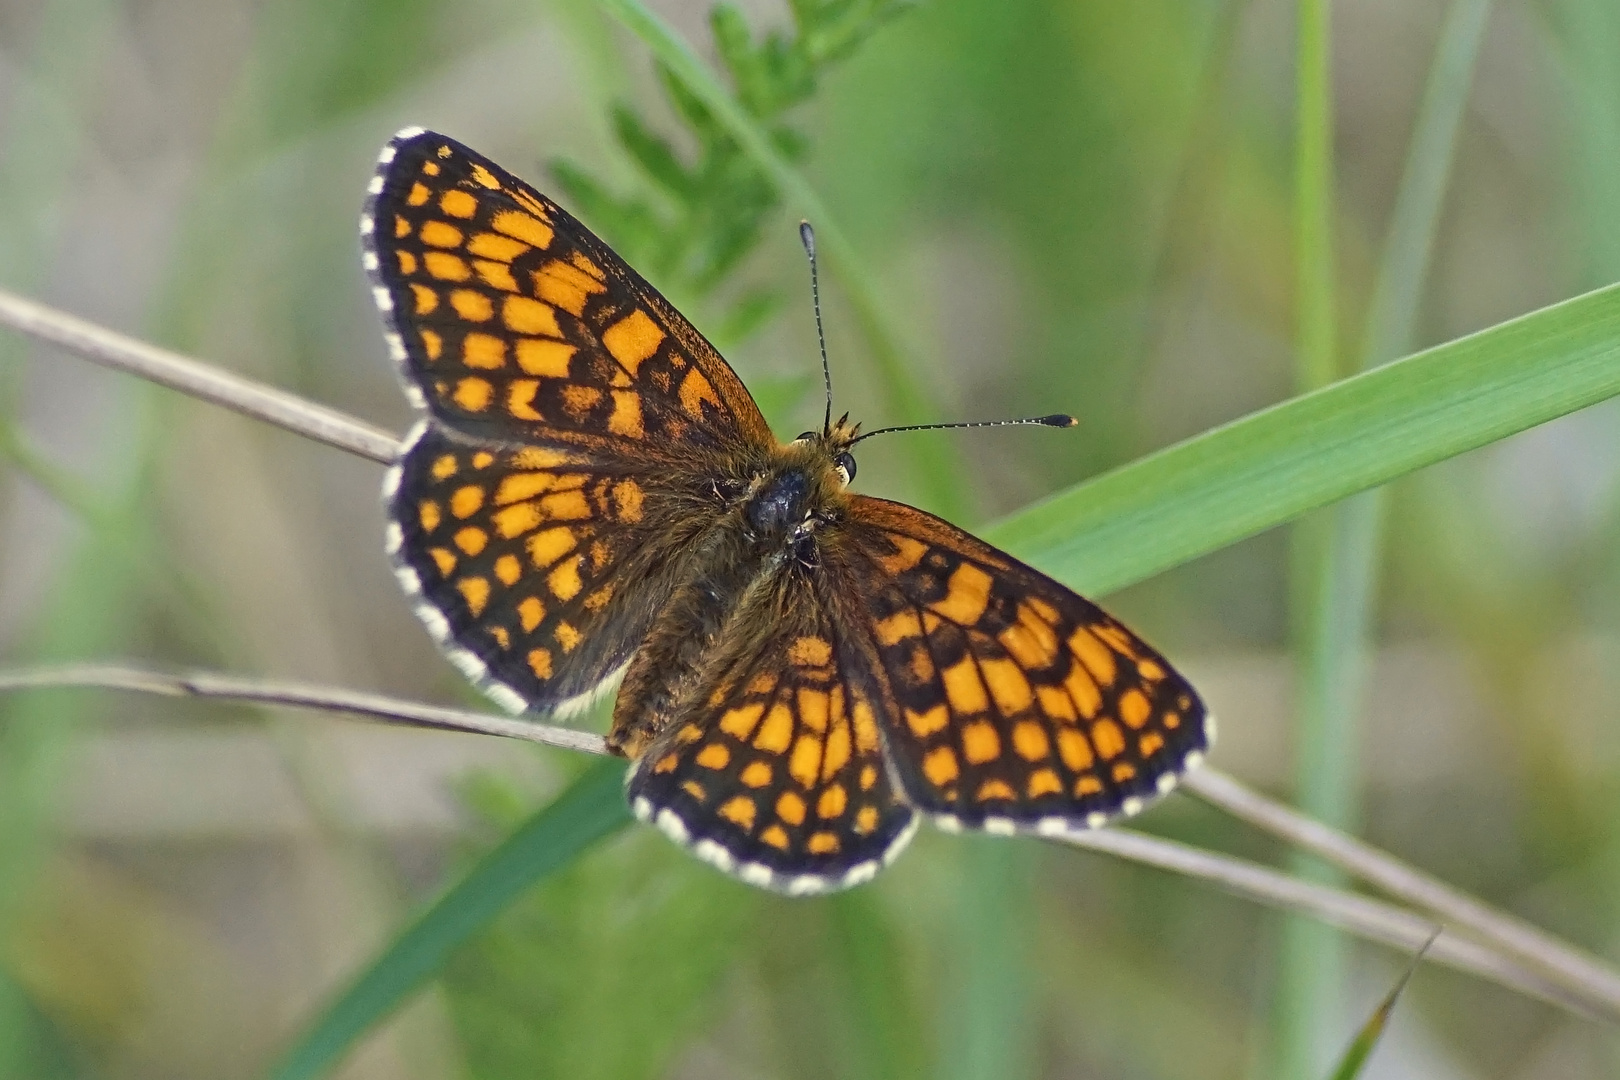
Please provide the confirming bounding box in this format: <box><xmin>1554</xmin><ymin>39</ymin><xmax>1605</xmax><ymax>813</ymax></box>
<box><xmin>799</xmin><ymin>220</ymin><xmax>816</xmax><ymax>254</ymax></box>
<box><xmin>1042</xmin><ymin>414</ymin><xmax>1079</xmax><ymax>428</ymax></box>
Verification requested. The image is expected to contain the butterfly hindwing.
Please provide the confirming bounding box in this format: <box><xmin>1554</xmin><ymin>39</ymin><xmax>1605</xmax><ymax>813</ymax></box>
<box><xmin>846</xmin><ymin>496</ymin><xmax>1211</xmax><ymax>833</ymax></box>
<box><xmin>364</xmin><ymin>128</ymin><xmax>775</xmax><ymax>455</ymax></box>
<box><xmin>625</xmin><ymin>573</ymin><xmax>918</xmax><ymax>895</ymax></box>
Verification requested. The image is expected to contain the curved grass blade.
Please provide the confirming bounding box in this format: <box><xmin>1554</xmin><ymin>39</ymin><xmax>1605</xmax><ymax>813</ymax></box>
<box><xmin>1326</xmin><ymin>929</ymin><xmax>1440</xmax><ymax>1080</ymax></box>
<box><xmin>988</xmin><ymin>279</ymin><xmax>1620</xmax><ymax>595</ymax></box>
<box><xmin>267</xmin><ymin>757</ymin><xmax>631</xmax><ymax>1080</ymax></box>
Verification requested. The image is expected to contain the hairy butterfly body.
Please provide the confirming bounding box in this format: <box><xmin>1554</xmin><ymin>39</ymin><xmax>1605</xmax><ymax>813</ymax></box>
<box><xmin>365</xmin><ymin>128</ymin><xmax>1212</xmax><ymax>894</ymax></box>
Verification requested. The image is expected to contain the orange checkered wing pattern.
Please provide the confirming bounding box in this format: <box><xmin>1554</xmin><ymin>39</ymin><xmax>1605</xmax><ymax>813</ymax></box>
<box><xmin>847</xmin><ymin>496</ymin><xmax>1211</xmax><ymax>834</ymax></box>
<box><xmin>624</xmin><ymin>580</ymin><xmax>918</xmax><ymax>895</ymax></box>
<box><xmin>363</xmin><ymin>128</ymin><xmax>774</xmax><ymax>455</ymax></box>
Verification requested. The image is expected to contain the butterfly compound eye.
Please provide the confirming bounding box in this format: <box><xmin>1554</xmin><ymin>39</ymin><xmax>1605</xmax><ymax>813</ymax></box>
<box><xmin>796</xmin><ymin>431</ymin><xmax>818</xmax><ymax>443</ymax></box>
<box><xmin>834</xmin><ymin>451</ymin><xmax>857</xmax><ymax>485</ymax></box>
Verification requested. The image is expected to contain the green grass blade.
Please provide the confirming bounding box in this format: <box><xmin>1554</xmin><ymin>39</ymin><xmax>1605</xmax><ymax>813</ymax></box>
<box><xmin>267</xmin><ymin>758</ymin><xmax>631</xmax><ymax>1080</ymax></box>
<box><xmin>1325</xmin><ymin>932</ymin><xmax>1437</xmax><ymax>1080</ymax></box>
<box><xmin>984</xmin><ymin>280</ymin><xmax>1620</xmax><ymax>595</ymax></box>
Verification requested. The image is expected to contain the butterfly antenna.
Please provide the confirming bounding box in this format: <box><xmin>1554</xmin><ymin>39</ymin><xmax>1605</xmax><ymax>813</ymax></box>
<box><xmin>849</xmin><ymin>413</ymin><xmax>1078</xmax><ymax>446</ymax></box>
<box><xmin>800</xmin><ymin>221</ymin><xmax>834</xmax><ymax>436</ymax></box>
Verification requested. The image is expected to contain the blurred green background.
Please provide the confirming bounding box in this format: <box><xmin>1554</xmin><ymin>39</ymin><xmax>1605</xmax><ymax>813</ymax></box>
<box><xmin>2</xmin><ymin>0</ymin><xmax>1620</xmax><ymax>1077</ymax></box>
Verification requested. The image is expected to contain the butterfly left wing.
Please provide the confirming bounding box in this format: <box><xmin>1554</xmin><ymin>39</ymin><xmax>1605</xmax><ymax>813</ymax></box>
<box><xmin>845</xmin><ymin>495</ymin><xmax>1212</xmax><ymax>834</ymax></box>
<box><xmin>624</xmin><ymin>578</ymin><xmax>918</xmax><ymax>895</ymax></box>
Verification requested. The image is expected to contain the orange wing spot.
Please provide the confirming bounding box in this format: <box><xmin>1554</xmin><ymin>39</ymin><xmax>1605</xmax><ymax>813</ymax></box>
<box><xmin>421</xmin><ymin>159</ymin><xmax>441</xmax><ymax>175</ymax></box>
<box><xmin>517</xmin><ymin>597</ymin><xmax>545</xmax><ymax>632</ymax></box>
<box><xmin>1070</xmin><ymin>627</ymin><xmax>1118</xmax><ymax>686</ymax></box>
<box><xmin>752</xmin><ymin>702</ymin><xmax>793</xmax><ymax>753</ymax></box>
<box><xmin>452</xmin><ymin>377</ymin><xmax>493</xmax><ymax>412</ymax></box>
<box><xmin>941</xmin><ymin>657</ymin><xmax>990</xmax><ymax>715</ymax></box>
<box><xmin>457</xmin><ymin>576</ymin><xmax>490</xmax><ymax>617</ymax></box>
<box><xmin>534</xmin><ymin>258</ymin><xmax>603</xmax><ymax>315</ymax></box>
<box><xmin>396</xmin><ymin>250</ymin><xmax>417</xmax><ymax>275</ymax></box>
<box><xmin>653</xmin><ymin>753</ymin><xmax>678</xmax><ymax>774</ymax></box>
<box><xmin>487</xmin><ymin>501</ymin><xmax>538</xmax><ymax>540</ymax></box>
<box><xmin>493</xmin><ymin>554</ymin><xmax>521</xmax><ymax>586</ymax></box>
<box><xmin>905</xmin><ymin>704</ymin><xmax>949</xmax><ymax>739</ymax></box>
<box><xmin>875</xmin><ymin>609</ymin><xmax>924</xmax><ymax>646</ymax></box>
<box><xmin>584</xmin><ymin>584</ymin><xmax>614</xmax><ymax>612</ymax></box>
<box><xmin>489</xmin><ymin>626</ymin><xmax>510</xmax><ymax>650</ymax></box>
<box><xmin>547</xmin><ymin>556</ymin><xmax>583</xmax><ymax>601</ymax></box>
<box><xmin>817</xmin><ymin>784</ymin><xmax>848</xmax><ymax>820</ymax></box>
<box><xmin>1065</xmin><ymin>661</ymin><xmax>1102</xmax><ymax>718</ymax></box>
<box><xmin>510</xmin><ymin>188</ymin><xmax>552</xmax><ymax>220</ymax></box>
<box><xmin>923</xmin><ymin>746</ymin><xmax>960</xmax><ymax>786</ymax></box>
<box><xmin>424</xmin><ymin>251</ymin><xmax>471</xmax><ymax>281</ymax></box>
<box><xmin>678</xmin><ymin>368</ymin><xmax>721</xmax><ymax>418</ymax></box>
<box><xmin>419</xmin><ymin>496</ymin><xmax>444</xmax><ymax>528</ymax></box>
<box><xmin>1057</xmin><ymin>729</ymin><xmax>1095</xmax><ymax>771</ymax></box>
<box><xmin>1094</xmin><ymin>624</ymin><xmax>1140</xmax><ymax>656</ymax></box>
<box><xmin>607</xmin><ymin>390</ymin><xmax>644</xmax><ymax>438</ymax></box>
<box><xmin>454</xmin><ymin>526</ymin><xmax>488</xmax><ymax>556</ymax></box>
<box><xmin>961</xmin><ymin>721</ymin><xmax>1001</xmax><ymax>764</ymax></box>
<box><xmin>976</xmin><ymin>779</ymin><xmax>1016</xmax><ymax>802</ymax></box>
<box><xmin>776</xmin><ymin>791</ymin><xmax>807</xmax><ymax>826</ymax></box>
<box><xmin>512</xmin><ymin>447</ymin><xmax>576</xmax><ymax>470</ymax></box>
<box><xmin>807</xmin><ymin>832</ymin><xmax>841</xmax><ymax>855</ymax></box>
<box><xmin>601</xmin><ymin>309</ymin><xmax>665</xmax><ymax>375</ymax></box>
<box><xmin>490</xmin><ymin>209</ymin><xmax>553</xmax><ymax>249</ymax></box>
<box><xmin>467</xmin><ymin>231</ymin><xmax>528</xmax><ymax>262</ymax></box>
<box><xmin>1004</xmin><ymin>607</ymin><xmax>1060</xmax><ymax>667</ymax></box>
<box><xmin>561</xmin><ymin>384</ymin><xmax>603</xmax><ymax>421</ymax></box>
<box><xmin>419</xmin><ymin>220</ymin><xmax>462</xmax><ymax>248</ymax></box>
<box><xmin>719</xmin><ymin>795</ymin><xmax>756</xmax><ymax>831</ymax></box>
<box><xmin>406</xmin><ymin>181</ymin><xmax>431</xmax><ymax>206</ymax></box>
<box><xmin>1111</xmin><ymin>762</ymin><xmax>1137</xmax><ymax>783</ymax></box>
<box><xmin>789</xmin><ymin>636</ymin><xmax>832</xmax><ymax>667</ymax></box>
<box><xmin>419</xmin><ymin>328</ymin><xmax>443</xmax><ymax>360</ymax></box>
<box><xmin>1091</xmin><ymin>719</ymin><xmax>1126</xmax><ymax>760</ymax></box>
<box><xmin>527</xmin><ymin>647</ymin><xmax>552</xmax><ymax>679</ymax></box>
<box><xmin>450</xmin><ymin>289</ymin><xmax>493</xmax><ymax>322</ymax></box>
<box><xmin>905</xmin><ymin>643</ymin><xmax>936</xmax><ymax>686</ymax></box>
<box><xmin>589</xmin><ymin>539</ymin><xmax>613</xmax><ymax>571</ymax></box>
<box><xmin>859</xmin><ymin>764</ymin><xmax>878</xmax><ymax>791</ymax></box>
<box><xmin>411</xmin><ymin>284</ymin><xmax>438</xmax><ymax>315</ymax></box>
<box><xmin>788</xmin><ymin>735</ymin><xmax>823</xmax><ymax>788</ymax></box>
<box><xmin>540</xmin><ymin>489</ymin><xmax>590</xmax><ymax>521</ymax></box>
<box><xmin>438</xmin><ymin>188</ymin><xmax>477</xmax><ymax>218</ymax></box>
<box><xmin>681</xmin><ymin>780</ymin><xmax>707</xmax><ymax>802</ymax></box>
<box><xmin>1137</xmin><ymin>658</ymin><xmax>1165</xmax><ymax>681</ymax></box>
<box><xmin>696</xmin><ymin>743</ymin><xmax>730</xmax><ymax>770</ymax></box>
<box><xmin>721</xmin><ymin>703</ymin><xmax>765</xmax><ymax>741</ymax></box>
<box><xmin>1035</xmin><ymin>684</ymin><xmax>1076</xmax><ymax>722</ymax></box>
<box><xmin>1028</xmin><ymin>768</ymin><xmax>1064</xmax><ymax>798</ymax></box>
<box><xmin>1120</xmin><ymin>689</ymin><xmax>1152</xmax><ymax>729</ymax></box>
<box><xmin>497</xmin><ymin>472</ymin><xmax>555</xmax><ymax>506</ymax></box>
<box><xmin>472</xmin><ymin>451</ymin><xmax>494</xmax><ymax>469</ymax></box>
<box><xmin>515</xmin><ymin>338</ymin><xmax>574</xmax><ymax>377</ymax></box>
<box><xmin>462</xmin><ymin>332</ymin><xmax>506</xmax><ymax>369</ymax></box>
<box><xmin>1027</xmin><ymin>597</ymin><xmax>1059</xmax><ymax>622</ymax></box>
<box><xmin>676</xmin><ymin>725</ymin><xmax>704</xmax><ymax>745</ymax></box>
<box><xmin>570</xmin><ymin>251</ymin><xmax>606</xmax><ymax>281</ymax></box>
<box><xmin>429</xmin><ymin>548</ymin><xmax>456</xmax><ymax>576</ymax></box>
<box><xmin>760</xmin><ymin>824</ymin><xmax>790</xmax><ymax>851</ymax></box>
<box><xmin>821</xmin><ymin>723</ymin><xmax>851</xmax><ymax>779</ymax></box>
<box><xmin>855</xmin><ymin>806</ymin><xmax>880</xmax><ymax>834</ymax></box>
<box><xmin>740</xmin><ymin>761</ymin><xmax>772</xmax><ymax>788</ymax></box>
<box><xmin>611</xmin><ymin>479</ymin><xmax>644</xmax><ymax>523</ymax></box>
<box><xmin>797</xmin><ymin>688</ymin><xmax>829</xmax><ymax>733</ymax></box>
<box><xmin>474</xmin><ymin>259</ymin><xmax>518</xmax><ymax>292</ymax></box>
<box><xmin>981</xmin><ymin>657</ymin><xmax>1034</xmax><ymax>715</ymax></box>
<box><xmin>1139</xmin><ymin>732</ymin><xmax>1165</xmax><ymax>757</ymax></box>
<box><xmin>501</xmin><ymin>296</ymin><xmax>559</xmax><ymax>337</ymax></box>
<box><xmin>878</xmin><ymin>534</ymin><xmax>928</xmax><ymax>574</ymax></box>
<box><xmin>1162</xmin><ymin>712</ymin><xmax>1181</xmax><ymax>730</ymax></box>
<box><xmin>554</xmin><ymin>620</ymin><xmax>581</xmax><ymax>652</ymax></box>
<box><xmin>394</xmin><ymin>214</ymin><xmax>411</xmax><ymax>238</ymax></box>
<box><xmin>1012</xmin><ymin>720</ymin><xmax>1051</xmax><ymax>762</ymax></box>
<box><xmin>852</xmin><ymin>698</ymin><xmax>880</xmax><ymax>753</ymax></box>
<box><xmin>931</xmin><ymin>562</ymin><xmax>993</xmax><ymax>625</ymax></box>
<box><xmin>450</xmin><ymin>485</ymin><xmax>485</xmax><ymax>519</ymax></box>
<box><xmin>469</xmin><ymin>163</ymin><xmax>500</xmax><ymax>189</ymax></box>
<box><xmin>750</xmin><ymin>672</ymin><xmax>778</xmax><ymax>695</ymax></box>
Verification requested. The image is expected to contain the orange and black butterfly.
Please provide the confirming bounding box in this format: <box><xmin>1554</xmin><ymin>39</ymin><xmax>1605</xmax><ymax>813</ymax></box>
<box><xmin>363</xmin><ymin>128</ymin><xmax>1211</xmax><ymax>895</ymax></box>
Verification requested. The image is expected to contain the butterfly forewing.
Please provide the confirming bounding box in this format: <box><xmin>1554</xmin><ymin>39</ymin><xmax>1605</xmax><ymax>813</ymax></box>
<box><xmin>364</xmin><ymin>128</ymin><xmax>774</xmax><ymax>454</ymax></box>
<box><xmin>847</xmin><ymin>496</ymin><xmax>1211</xmax><ymax>833</ymax></box>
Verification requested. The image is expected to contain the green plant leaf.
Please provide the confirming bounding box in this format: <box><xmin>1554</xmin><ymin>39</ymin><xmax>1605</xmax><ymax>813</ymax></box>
<box><xmin>1325</xmin><ymin>931</ymin><xmax>1437</xmax><ymax>1080</ymax></box>
<box><xmin>986</xmin><ymin>280</ymin><xmax>1620</xmax><ymax>596</ymax></box>
<box><xmin>266</xmin><ymin>758</ymin><xmax>632</xmax><ymax>1080</ymax></box>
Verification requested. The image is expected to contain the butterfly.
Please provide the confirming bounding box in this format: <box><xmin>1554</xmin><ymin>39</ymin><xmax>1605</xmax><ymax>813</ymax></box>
<box><xmin>363</xmin><ymin>128</ymin><xmax>1211</xmax><ymax>895</ymax></box>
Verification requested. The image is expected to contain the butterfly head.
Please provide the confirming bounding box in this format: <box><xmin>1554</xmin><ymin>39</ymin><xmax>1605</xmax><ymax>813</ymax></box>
<box><xmin>792</xmin><ymin>411</ymin><xmax>861</xmax><ymax>487</ymax></box>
